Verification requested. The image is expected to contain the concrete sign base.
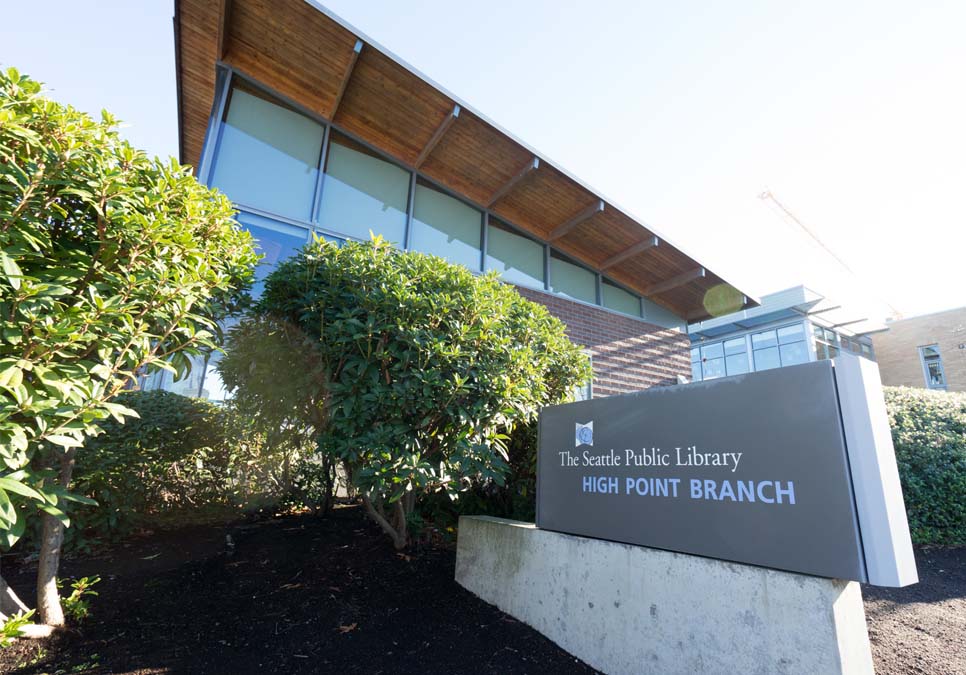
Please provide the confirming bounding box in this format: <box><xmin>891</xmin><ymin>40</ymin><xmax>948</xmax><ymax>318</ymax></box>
<box><xmin>455</xmin><ymin>516</ymin><xmax>874</xmax><ymax>675</ymax></box>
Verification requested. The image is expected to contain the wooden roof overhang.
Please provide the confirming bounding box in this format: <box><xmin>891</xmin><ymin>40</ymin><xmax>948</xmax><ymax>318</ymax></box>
<box><xmin>174</xmin><ymin>0</ymin><xmax>757</xmax><ymax>321</ymax></box>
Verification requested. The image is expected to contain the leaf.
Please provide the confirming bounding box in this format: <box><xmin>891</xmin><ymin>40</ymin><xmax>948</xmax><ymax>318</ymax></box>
<box><xmin>0</xmin><ymin>506</ymin><xmax>26</xmax><ymax>549</ymax></box>
<box><xmin>0</xmin><ymin>489</ymin><xmax>15</xmax><ymax>526</ymax></box>
<box><xmin>0</xmin><ymin>476</ymin><xmax>44</xmax><ymax>502</ymax></box>
<box><xmin>0</xmin><ymin>251</ymin><xmax>22</xmax><ymax>290</ymax></box>
<box><xmin>44</xmin><ymin>434</ymin><xmax>83</xmax><ymax>448</ymax></box>
<box><xmin>58</xmin><ymin>492</ymin><xmax>98</xmax><ymax>506</ymax></box>
<box><xmin>0</xmin><ymin>366</ymin><xmax>22</xmax><ymax>390</ymax></box>
<box><xmin>39</xmin><ymin>503</ymin><xmax>70</xmax><ymax>528</ymax></box>
<box><xmin>337</xmin><ymin>623</ymin><xmax>357</xmax><ymax>634</ymax></box>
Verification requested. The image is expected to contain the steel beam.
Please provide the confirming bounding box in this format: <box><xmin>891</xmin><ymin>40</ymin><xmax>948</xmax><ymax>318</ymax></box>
<box><xmin>487</xmin><ymin>157</ymin><xmax>539</xmax><ymax>207</ymax></box>
<box><xmin>330</xmin><ymin>40</ymin><xmax>363</xmax><ymax>119</ymax></box>
<box><xmin>415</xmin><ymin>105</ymin><xmax>460</xmax><ymax>168</ymax></box>
<box><xmin>217</xmin><ymin>0</ymin><xmax>233</xmax><ymax>60</ymax></box>
<box><xmin>643</xmin><ymin>267</ymin><xmax>706</xmax><ymax>297</ymax></box>
<box><xmin>547</xmin><ymin>200</ymin><xmax>605</xmax><ymax>241</ymax></box>
<box><xmin>599</xmin><ymin>236</ymin><xmax>659</xmax><ymax>270</ymax></box>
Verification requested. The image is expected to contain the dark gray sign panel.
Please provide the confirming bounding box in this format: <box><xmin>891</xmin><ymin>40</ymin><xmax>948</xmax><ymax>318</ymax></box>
<box><xmin>537</xmin><ymin>360</ymin><xmax>868</xmax><ymax>581</ymax></box>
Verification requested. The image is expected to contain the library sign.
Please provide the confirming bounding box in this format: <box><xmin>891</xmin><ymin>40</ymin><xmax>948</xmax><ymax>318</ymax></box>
<box><xmin>536</xmin><ymin>356</ymin><xmax>918</xmax><ymax>586</ymax></box>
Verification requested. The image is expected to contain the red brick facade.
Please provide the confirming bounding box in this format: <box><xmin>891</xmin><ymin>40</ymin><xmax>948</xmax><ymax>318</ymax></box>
<box><xmin>515</xmin><ymin>287</ymin><xmax>691</xmax><ymax>397</ymax></box>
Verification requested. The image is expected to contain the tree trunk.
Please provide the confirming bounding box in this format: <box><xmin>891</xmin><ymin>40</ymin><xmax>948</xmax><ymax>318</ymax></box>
<box><xmin>361</xmin><ymin>494</ymin><xmax>408</xmax><ymax>550</ymax></box>
<box><xmin>0</xmin><ymin>557</ymin><xmax>30</xmax><ymax>619</ymax></box>
<box><xmin>36</xmin><ymin>448</ymin><xmax>76</xmax><ymax>627</ymax></box>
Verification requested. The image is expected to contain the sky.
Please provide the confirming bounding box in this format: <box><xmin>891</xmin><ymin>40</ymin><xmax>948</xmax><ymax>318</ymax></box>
<box><xmin>3</xmin><ymin>1</ymin><xmax>964</xmax><ymax>325</ymax></box>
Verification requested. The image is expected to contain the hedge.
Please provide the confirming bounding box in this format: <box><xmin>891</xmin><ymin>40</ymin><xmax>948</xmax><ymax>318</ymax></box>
<box><xmin>885</xmin><ymin>386</ymin><xmax>966</xmax><ymax>546</ymax></box>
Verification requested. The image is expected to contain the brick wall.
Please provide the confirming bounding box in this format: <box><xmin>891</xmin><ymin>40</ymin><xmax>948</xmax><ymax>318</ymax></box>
<box><xmin>871</xmin><ymin>306</ymin><xmax>966</xmax><ymax>392</ymax></box>
<box><xmin>514</xmin><ymin>286</ymin><xmax>691</xmax><ymax>397</ymax></box>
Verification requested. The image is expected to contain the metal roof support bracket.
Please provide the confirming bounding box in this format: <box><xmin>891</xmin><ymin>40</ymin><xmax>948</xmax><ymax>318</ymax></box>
<box><xmin>548</xmin><ymin>199</ymin><xmax>605</xmax><ymax>241</ymax></box>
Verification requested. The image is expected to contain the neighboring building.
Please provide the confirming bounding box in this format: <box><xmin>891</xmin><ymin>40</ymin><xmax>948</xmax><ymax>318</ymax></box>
<box><xmin>872</xmin><ymin>306</ymin><xmax>966</xmax><ymax>392</ymax></box>
<box><xmin>688</xmin><ymin>286</ymin><xmax>878</xmax><ymax>382</ymax></box>
<box><xmin>163</xmin><ymin>0</ymin><xmax>753</xmax><ymax>400</ymax></box>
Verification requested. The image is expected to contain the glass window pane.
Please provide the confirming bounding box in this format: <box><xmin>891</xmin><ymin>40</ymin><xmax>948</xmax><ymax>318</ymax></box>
<box><xmin>922</xmin><ymin>345</ymin><xmax>941</xmax><ymax>358</ymax></box>
<box><xmin>815</xmin><ymin>341</ymin><xmax>828</xmax><ymax>360</ymax></box>
<box><xmin>726</xmin><ymin>352</ymin><xmax>749</xmax><ymax>375</ymax></box>
<box><xmin>724</xmin><ymin>337</ymin><xmax>746</xmax><ymax>355</ymax></box>
<box><xmin>754</xmin><ymin>346</ymin><xmax>781</xmax><ymax>371</ymax></box>
<box><xmin>702</xmin><ymin>358</ymin><xmax>725</xmax><ymax>380</ymax></box>
<box><xmin>642</xmin><ymin>297</ymin><xmax>686</xmax><ymax>331</ymax></box>
<box><xmin>317</xmin><ymin>133</ymin><xmax>409</xmax><ymax>245</ymax></box>
<box><xmin>210</xmin><ymin>88</ymin><xmax>323</xmax><ymax>221</ymax></box>
<box><xmin>926</xmin><ymin>361</ymin><xmax>945</xmax><ymax>386</ymax></box>
<box><xmin>602</xmin><ymin>279</ymin><xmax>641</xmax><ymax>316</ymax></box>
<box><xmin>860</xmin><ymin>343</ymin><xmax>872</xmax><ymax>356</ymax></box>
<box><xmin>751</xmin><ymin>329</ymin><xmax>777</xmax><ymax>349</ymax></box>
<box><xmin>690</xmin><ymin>348</ymin><xmax>700</xmax><ymax>363</ymax></box>
<box><xmin>777</xmin><ymin>323</ymin><xmax>805</xmax><ymax>344</ymax></box>
<box><xmin>411</xmin><ymin>181</ymin><xmax>482</xmax><ymax>270</ymax></box>
<box><xmin>691</xmin><ymin>361</ymin><xmax>702</xmax><ymax>381</ymax></box>
<box><xmin>701</xmin><ymin>342</ymin><xmax>723</xmax><ymax>360</ymax></box>
<box><xmin>779</xmin><ymin>341</ymin><xmax>808</xmax><ymax>366</ymax></box>
<box><xmin>485</xmin><ymin>219</ymin><xmax>544</xmax><ymax>289</ymax></box>
<box><xmin>549</xmin><ymin>251</ymin><xmax>596</xmax><ymax>304</ymax></box>
<box><xmin>237</xmin><ymin>212</ymin><xmax>310</xmax><ymax>298</ymax></box>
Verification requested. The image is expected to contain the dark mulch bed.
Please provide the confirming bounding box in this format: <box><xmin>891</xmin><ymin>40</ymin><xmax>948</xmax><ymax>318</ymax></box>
<box><xmin>1</xmin><ymin>504</ymin><xmax>595</xmax><ymax>674</ymax></box>
<box><xmin>864</xmin><ymin>546</ymin><xmax>966</xmax><ymax>675</ymax></box>
<box><xmin>1</xmin><ymin>505</ymin><xmax>963</xmax><ymax>674</ymax></box>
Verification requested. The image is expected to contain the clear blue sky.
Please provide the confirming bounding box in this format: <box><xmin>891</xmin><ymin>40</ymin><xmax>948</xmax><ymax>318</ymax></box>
<box><xmin>4</xmin><ymin>1</ymin><xmax>964</xmax><ymax>322</ymax></box>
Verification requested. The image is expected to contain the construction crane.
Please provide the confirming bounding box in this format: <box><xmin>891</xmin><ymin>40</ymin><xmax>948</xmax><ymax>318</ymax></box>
<box><xmin>757</xmin><ymin>190</ymin><xmax>902</xmax><ymax>319</ymax></box>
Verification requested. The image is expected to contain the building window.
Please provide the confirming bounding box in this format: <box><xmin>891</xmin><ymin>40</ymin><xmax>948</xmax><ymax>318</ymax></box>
<box><xmin>777</xmin><ymin>323</ymin><xmax>809</xmax><ymax>366</ymax></box>
<box><xmin>410</xmin><ymin>179</ymin><xmax>483</xmax><ymax>270</ymax></box>
<box><xmin>700</xmin><ymin>342</ymin><xmax>725</xmax><ymax>380</ymax></box>
<box><xmin>724</xmin><ymin>337</ymin><xmax>749</xmax><ymax>375</ymax></box>
<box><xmin>690</xmin><ymin>347</ymin><xmax>702</xmax><ymax>382</ymax></box>
<box><xmin>643</xmin><ymin>297</ymin><xmax>686</xmax><ymax>331</ymax></box>
<box><xmin>602</xmin><ymin>278</ymin><xmax>642</xmax><ymax>317</ymax></box>
<box><xmin>317</xmin><ymin>132</ymin><xmax>410</xmax><ymax>245</ymax></box>
<box><xmin>239</xmin><ymin>212</ymin><xmax>313</xmax><ymax>299</ymax></box>
<box><xmin>143</xmin><ymin>212</ymin><xmax>314</xmax><ymax>399</ymax></box>
<box><xmin>549</xmin><ymin>250</ymin><xmax>597</xmax><ymax>305</ymax></box>
<box><xmin>751</xmin><ymin>329</ymin><xmax>780</xmax><ymax>371</ymax></box>
<box><xmin>813</xmin><ymin>325</ymin><xmax>839</xmax><ymax>361</ymax></box>
<box><xmin>485</xmin><ymin>218</ymin><xmax>545</xmax><ymax>289</ymax></box>
<box><xmin>919</xmin><ymin>345</ymin><xmax>947</xmax><ymax>389</ymax></box>
<box><xmin>210</xmin><ymin>87</ymin><xmax>324</xmax><ymax>222</ymax></box>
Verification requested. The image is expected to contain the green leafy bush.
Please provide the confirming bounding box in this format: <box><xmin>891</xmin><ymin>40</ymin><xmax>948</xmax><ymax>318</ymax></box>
<box><xmin>43</xmin><ymin>390</ymin><xmax>307</xmax><ymax>549</ymax></box>
<box><xmin>885</xmin><ymin>386</ymin><xmax>966</xmax><ymax>546</ymax></box>
<box><xmin>220</xmin><ymin>237</ymin><xmax>590</xmax><ymax>548</ymax></box>
<box><xmin>58</xmin><ymin>575</ymin><xmax>99</xmax><ymax>623</ymax></box>
<box><xmin>0</xmin><ymin>67</ymin><xmax>256</xmax><ymax>624</ymax></box>
<box><xmin>0</xmin><ymin>609</ymin><xmax>33</xmax><ymax>648</ymax></box>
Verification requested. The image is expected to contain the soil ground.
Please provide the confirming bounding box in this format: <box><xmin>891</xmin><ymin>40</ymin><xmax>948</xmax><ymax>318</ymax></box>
<box><xmin>1</xmin><ymin>505</ymin><xmax>963</xmax><ymax>674</ymax></box>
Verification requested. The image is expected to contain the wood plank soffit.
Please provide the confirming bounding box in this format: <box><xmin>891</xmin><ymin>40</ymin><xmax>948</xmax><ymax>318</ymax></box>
<box><xmin>643</xmin><ymin>267</ymin><xmax>706</xmax><ymax>296</ymax></box>
<box><xmin>329</xmin><ymin>39</ymin><xmax>363</xmax><ymax>119</ymax></box>
<box><xmin>548</xmin><ymin>200</ymin><xmax>605</xmax><ymax>241</ymax></box>
<box><xmin>486</xmin><ymin>157</ymin><xmax>540</xmax><ymax>207</ymax></box>
<box><xmin>599</xmin><ymin>236</ymin><xmax>659</xmax><ymax>270</ymax></box>
<box><xmin>414</xmin><ymin>104</ymin><xmax>460</xmax><ymax>168</ymax></box>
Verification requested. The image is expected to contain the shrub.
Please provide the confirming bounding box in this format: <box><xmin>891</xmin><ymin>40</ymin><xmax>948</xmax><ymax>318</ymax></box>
<box><xmin>219</xmin><ymin>237</ymin><xmax>590</xmax><ymax>548</ymax></box>
<box><xmin>40</xmin><ymin>390</ymin><xmax>309</xmax><ymax>549</ymax></box>
<box><xmin>0</xmin><ymin>68</ymin><xmax>257</xmax><ymax>624</ymax></box>
<box><xmin>885</xmin><ymin>386</ymin><xmax>966</xmax><ymax>546</ymax></box>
